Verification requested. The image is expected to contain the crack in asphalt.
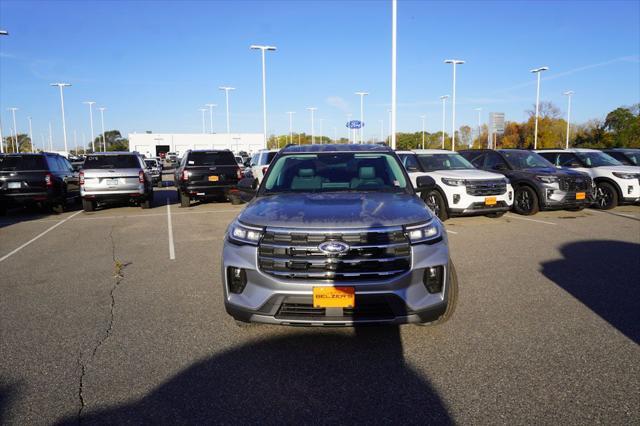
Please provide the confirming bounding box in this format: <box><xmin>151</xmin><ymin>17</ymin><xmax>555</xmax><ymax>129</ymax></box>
<box><xmin>76</xmin><ymin>226</ymin><xmax>131</xmax><ymax>423</ymax></box>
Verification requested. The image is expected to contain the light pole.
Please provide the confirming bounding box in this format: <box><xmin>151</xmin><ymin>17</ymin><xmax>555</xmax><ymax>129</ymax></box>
<box><xmin>286</xmin><ymin>111</ymin><xmax>295</xmax><ymax>145</ymax></box>
<box><xmin>205</xmin><ymin>103</ymin><xmax>216</xmax><ymax>133</ymax></box>
<box><xmin>439</xmin><ymin>95</ymin><xmax>449</xmax><ymax>149</ymax></box>
<box><xmin>199</xmin><ymin>108</ymin><xmax>207</xmax><ymax>133</ymax></box>
<box><xmin>50</xmin><ymin>83</ymin><xmax>71</xmax><ymax>153</ymax></box>
<box><xmin>355</xmin><ymin>91</ymin><xmax>368</xmax><ymax>143</ymax></box>
<box><xmin>73</xmin><ymin>130</ymin><xmax>77</xmax><ymax>155</ymax></box>
<box><xmin>390</xmin><ymin>0</ymin><xmax>397</xmax><ymax>149</ymax></box>
<box><xmin>530</xmin><ymin>66</ymin><xmax>549</xmax><ymax>149</ymax></box>
<box><xmin>379</xmin><ymin>119</ymin><xmax>384</xmax><ymax>142</ymax></box>
<box><xmin>83</xmin><ymin>101</ymin><xmax>96</xmax><ymax>152</ymax></box>
<box><xmin>28</xmin><ymin>116</ymin><xmax>34</xmax><ymax>153</ymax></box>
<box><xmin>474</xmin><ymin>107</ymin><xmax>482</xmax><ymax>148</ymax></box>
<box><xmin>420</xmin><ymin>115</ymin><xmax>426</xmax><ymax>149</ymax></box>
<box><xmin>563</xmin><ymin>91</ymin><xmax>574</xmax><ymax>149</ymax></box>
<box><xmin>48</xmin><ymin>122</ymin><xmax>53</xmax><ymax>151</ymax></box>
<box><xmin>318</xmin><ymin>118</ymin><xmax>324</xmax><ymax>144</ymax></box>
<box><xmin>444</xmin><ymin>60</ymin><xmax>464</xmax><ymax>151</ymax></box>
<box><xmin>0</xmin><ymin>32</ymin><xmax>6</xmax><ymax>152</ymax></box>
<box><xmin>219</xmin><ymin>86</ymin><xmax>235</xmax><ymax>133</ymax></box>
<box><xmin>387</xmin><ymin>109</ymin><xmax>392</xmax><ymax>143</ymax></box>
<box><xmin>306</xmin><ymin>107</ymin><xmax>317</xmax><ymax>144</ymax></box>
<box><xmin>98</xmin><ymin>107</ymin><xmax>106</xmax><ymax>151</ymax></box>
<box><xmin>8</xmin><ymin>107</ymin><xmax>18</xmax><ymax>152</ymax></box>
<box><xmin>347</xmin><ymin>113</ymin><xmax>353</xmax><ymax>142</ymax></box>
<box><xmin>250</xmin><ymin>45</ymin><xmax>277</xmax><ymax>149</ymax></box>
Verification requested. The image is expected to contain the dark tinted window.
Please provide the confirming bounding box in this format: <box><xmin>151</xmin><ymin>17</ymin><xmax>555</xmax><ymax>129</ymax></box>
<box><xmin>417</xmin><ymin>153</ymin><xmax>475</xmax><ymax>171</ymax></box>
<box><xmin>500</xmin><ymin>151</ymin><xmax>553</xmax><ymax>169</ymax></box>
<box><xmin>461</xmin><ymin>151</ymin><xmax>486</xmax><ymax>168</ymax></box>
<box><xmin>144</xmin><ymin>159</ymin><xmax>157</xmax><ymax>167</ymax></box>
<box><xmin>56</xmin><ymin>156</ymin><xmax>71</xmax><ymax>171</ymax></box>
<box><xmin>84</xmin><ymin>154</ymin><xmax>141</xmax><ymax>169</ymax></box>
<box><xmin>266</xmin><ymin>151</ymin><xmax>277</xmax><ymax>164</ymax></box>
<box><xmin>401</xmin><ymin>154</ymin><xmax>421</xmax><ymax>172</ymax></box>
<box><xmin>0</xmin><ymin>155</ymin><xmax>48</xmax><ymax>171</ymax></box>
<box><xmin>186</xmin><ymin>151</ymin><xmax>236</xmax><ymax>166</ymax></box>
<box><xmin>484</xmin><ymin>152</ymin><xmax>508</xmax><ymax>170</ymax></box>
<box><xmin>537</xmin><ymin>152</ymin><xmax>558</xmax><ymax>164</ymax></box>
<box><xmin>558</xmin><ymin>153</ymin><xmax>579</xmax><ymax>167</ymax></box>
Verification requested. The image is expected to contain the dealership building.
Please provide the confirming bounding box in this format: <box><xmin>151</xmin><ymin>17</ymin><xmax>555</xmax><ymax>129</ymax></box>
<box><xmin>128</xmin><ymin>133</ymin><xmax>265</xmax><ymax>158</ymax></box>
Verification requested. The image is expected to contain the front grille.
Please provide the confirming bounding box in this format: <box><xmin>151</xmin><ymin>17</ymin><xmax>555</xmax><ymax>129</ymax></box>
<box><xmin>559</xmin><ymin>176</ymin><xmax>590</xmax><ymax>192</ymax></box>
<box><xmin>258</xmin><ymin>227</ymin><xmax>411</xmax><ymax>281</ymax></box>
<box><xmin>276</xmin><ymin>298</ymin><xmax>395</xmax><ymax>321</ymax></box>
<box><xmin>466</xmin><ymin>179</ymin><xmax>507</xmax><ymax>196</ymax></box>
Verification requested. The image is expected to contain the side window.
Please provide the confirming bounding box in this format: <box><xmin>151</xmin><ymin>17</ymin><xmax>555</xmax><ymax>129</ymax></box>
<box><xmin>466</xmin><ymin>152</ymin><xmax>486</xmax><ymax>169</ymax></box>
<box><xmin>607</xmin><ymin>152</ymin><xmax>627</xmax><ymax>164</ymax></box>
<box><xmin>54</xmin><ymin>156</ymin><xmax>67</xmax><ymax>171</ymax></box>
<box><xmin>558</xmin><ymin>153</ymin><xmax>578</xmax><ymax>167</ymax></box>
<box><xmin>538</xmin><ymin>152</ymin><xmax>558</xmax><ymax>165</ymax></box>
<box><xmin>180</xmin><ymin>154</ymin><xmax>189</xmax><ymax>168</ymax></box>
<box><xmin>60</xmin><ymin>157</ymin><xmax>74</xmax><ymax>171</ymax></box>
<box><xmin>402</xmin><ymin>155</ymin><xmax>421</xmax><ymax>172</ymax></box>
<box><xmin>484</xmin><ymin>152</ymin><xmax>508</xmax><ymax>170</ymax></box>
<box><xmin>45</xmin><ymin>156</ymin><xmax>58</xmax><ymax>171</ymax></box>
<box><xmin>250</xmin><ymin>154</ymin><xmax>259</xmax><ymax>166</ymax></box>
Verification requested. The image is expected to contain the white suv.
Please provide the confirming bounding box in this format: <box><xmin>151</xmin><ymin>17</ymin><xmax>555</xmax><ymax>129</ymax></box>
<box><xmin>246</xmin><ymin>149</ymin><xmax>279</xmax><ymax>187</ymax></box>
<box><xmin>536</xmin><ymin>148</ymin><xmax>640</xmax><ymax>209</ymax></box>
<box><xmin>397</xmin><ymin>149</ymin><xmax>514</xmax><ymax>220</ymax></box>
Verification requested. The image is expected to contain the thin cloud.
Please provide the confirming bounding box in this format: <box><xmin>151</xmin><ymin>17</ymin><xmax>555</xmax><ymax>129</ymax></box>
<box><xmin>326</xmin><ymin>96</ymin><xmax>350</xmax><ymax>113</ymax></box>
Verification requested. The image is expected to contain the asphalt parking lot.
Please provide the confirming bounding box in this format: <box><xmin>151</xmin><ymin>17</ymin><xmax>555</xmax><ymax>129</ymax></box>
<box><xmin>1</xmin><ymin>173</ymin><xmax>639</xmax><ymax>425</ymax></box>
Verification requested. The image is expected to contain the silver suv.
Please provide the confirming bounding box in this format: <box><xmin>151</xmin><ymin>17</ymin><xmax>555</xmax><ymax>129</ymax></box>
<box><xmin>80</xmin><ymin>152</ymin><xmax>154</xmax><ymax>211</ymax></box>
<box><xmin>222</xmin><ymin>144</ymin><xmax>458</xmax><ymax>326</ymax></box>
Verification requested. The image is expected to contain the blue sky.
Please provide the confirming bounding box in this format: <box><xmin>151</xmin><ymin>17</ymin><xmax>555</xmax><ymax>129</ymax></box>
<box><xmin>1</xmin><ymin>0</ymin><xmax>639</xmax><ymax>148</ymax></box>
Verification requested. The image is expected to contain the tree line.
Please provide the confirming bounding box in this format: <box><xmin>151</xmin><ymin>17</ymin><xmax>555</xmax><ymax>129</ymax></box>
<box><xmin>1</xmin><ymin>130</ymin><xmax>129</xmax><ymax>155</ymax></box>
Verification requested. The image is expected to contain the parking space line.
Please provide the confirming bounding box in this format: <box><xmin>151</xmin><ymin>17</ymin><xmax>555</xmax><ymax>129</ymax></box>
<box><xmin>167</xmin><ymin>199</ymin><xmax>176</xmax><ymax>260</ymax></box>
<box><xmin>0</xmin><ymin>211</ymin><xmax>83</xmax><ymax>264</ymax></box>
<box><xmin>505</xmin><ymin>213</ymin><xmax>556</xmax><ymax>225</ymax></box>
<box><xmin>446</xmin><ymin>229</ymin><xmax>458</xmax><ymax>235</ymax></box>
<box><xmin>588</xmin><ymin>209</ymin><xmax>640</xmax><ymax>221</ymax></box>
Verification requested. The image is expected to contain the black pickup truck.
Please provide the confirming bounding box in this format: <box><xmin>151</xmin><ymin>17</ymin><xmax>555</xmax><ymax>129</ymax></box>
<box><xmin>0</xmin><ymin>152</ymin><xmax>80</xmax><ymax>214</ymax></box>
<box><xmin>174</xmin><ymin>150</ymin><xmax>243</xmax><ymax>207</ymax></box>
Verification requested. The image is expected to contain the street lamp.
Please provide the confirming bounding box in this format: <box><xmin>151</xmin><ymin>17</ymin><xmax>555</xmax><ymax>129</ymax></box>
<box><xmin>390</xmin><ymin>0</ymin><xmax>397</xmax><ymax>149</ymax></box>
<box><xmin>474</xmin><ymin>108</ymin><xmax>482</xmax><ymax>148</ymax></box>
<box><xmin>0</xmin><ymin>31</ymin><xmax>6</xmax><ymax>152</ymax></box>
<box><xmin>444</xmin><ymin>60</ymin><xmax>464</xmax><ymax>151</ymax></box>
<box><xmin>318</xmin><ymin>118</ymin><xmax>324</xmax><ymax>144</ymax></box>
<box><xmin>420</xmin><ymin>115</ymin><xmax>426</xmax><ymax>149</ymax></box>
<box><xmin>28</xmin><ymin>116</ymin><xmax>34</xmax><ymax>153</ymax></box>
<box><xmin>250</xmin><ymin>45</ymin><xmax>277</xmax><ymax>149</ymax></box>
<box><xmin>355</xmin><ymin>91</ymin><xmax>369</xmax><ymax>143</ymax></box>
<box><xmin>530</xmin><ymin>66</ymin><xmax>549</xmax><ymax>149</ymax></box>
<box><xmin>306</xmin><ymin>107</ymin><xmax>317</xmax><ymax>144</ymax></box>
<box><xmin>439</xmin><ymin>95</ymin><xmax>449</xmax><ymax>149</ymax></box>
<box><xmin>8</xmin><ymin>107</ymin><xmax>18</xmax><ymax>152</ymax></box>
<box><xmin>98</xmin><ymin>107</ymin><xmax>106</xmax><ymax>151</ymax></box>
<box><xmin>379</xmin><ymin>119</ymin><xmax>384</xmax><ymax>142</ymax></box>
<box><xmin>198</xmin><ymin>108</ymin><xmax>207</xmax><ymax>134</ymax></box>
<box><xmin>286</xmin><ymin>111</ymin><xmax>295</xmax><ymax>145</ymax></box>
<box><xmin>50</xmin><ymin>83</ymin><xmax>71</xmax><ymax>153</ymax></box>
<box><xmin>347</xmin><ymin>113</ymin><xmax>353</xmax><ymax>142</ymax></box>
<box><xmin>83</xmin><ymin>101</ymin><xmax>96</xmax><ymax>152</ymax></box>
<box><xmin>204</xmin><ymin>103</ymin><xmax>216</xmax><ymax>133</ymax></box>
<box><xmin>563</xmin><ymin>91</ymin><xmax>574</xmax><ymax>149</ymax></box>
<box><xmin>218</xmin><ymin>86</ymin><xmax>235</xmax><ymax>133</ymax></box>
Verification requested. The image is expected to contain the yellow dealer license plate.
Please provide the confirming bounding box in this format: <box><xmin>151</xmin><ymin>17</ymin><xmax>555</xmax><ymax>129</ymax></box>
<box><xmin>576</xmin><ymin>192</ymin><xmax>585</xmax><ymax>200</ymax></box>
<box><xmin>208</xmin><ymin>175</ymin><xmax>219</xmax><ymax>182</ymax></box>
<box><xmin>485</xmin><ymin>196</ymin><xmax>497</xmax><ymax>206</ymax></box>
<box><xmin>313</xmin><ymin>287</ymin><xmax>355</xmax><ymax>308</ymax></box>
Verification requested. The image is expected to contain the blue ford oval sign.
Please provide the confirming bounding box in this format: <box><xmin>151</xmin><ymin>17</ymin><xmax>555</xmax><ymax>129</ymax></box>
<box><xmin>346</xmin><ymin>120</ymin><xmax>363</xmax><ymax>129</ymax></box>
<box><xmin>318</xmin><ymin>241</ymin><xmax>350</xmax><ymax>255</ymax></box>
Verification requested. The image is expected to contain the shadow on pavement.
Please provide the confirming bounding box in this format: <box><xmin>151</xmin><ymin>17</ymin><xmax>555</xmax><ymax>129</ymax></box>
<box><xmin>0</xmin><ymin>203</ymin><xmax>82</xmax><ymax>229</ymax></box>
<box><xmin>541</xmin><ymin>240</ymin><xmax>640</xmax><ymax>344</ymax></box>
<box><xmin>56</xmin><ymin>326</ymin><xmax>451</xmax><ymax>424</ymax></box>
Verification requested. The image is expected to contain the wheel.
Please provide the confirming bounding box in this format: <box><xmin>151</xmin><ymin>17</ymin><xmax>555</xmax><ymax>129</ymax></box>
<box><xmin>179</xmin><ymin>191</ymin><xmax>191</xmax><ymax>208</ymax></box>
<box><xmin>423</xmin><ymin>190</ymin><xmax>449</xmax><ymax>221</ymax></box>
<box><xmin>485</xmin><ymin>211</ymin><xmax>506</xmax><ymax>218</ymax></box>
<box><xmin>594</xmin><ymin>182</ymin><xmax>618</xmax><ymax>210</ymax></box>
<box><xmin>140</xmin><ymin>198</ymin><xmax>151</xmax><ymax>209</ymax></box>
<box><xmin>513</xmin><ymin>186</ymin><xmax>539</xmax><ymax>215</ymax></box>
<box><xmin>230</xmin><ymin>194</ymin><xmax>243</xmax><ymax>205</ymax></box>
<box><xmin>416</xmin><ymin>261</ymin><xmax>458</xmax><ymax>326</ymax></box>
<box><xmin>51</xmin><ymin>201</ymin><xmax>65</xmax><ymax>214</ymax></box>
<box><xmin>82</xmin><ymin>199</ymin><xmax>95</xmax><ymax>212</ymax></box>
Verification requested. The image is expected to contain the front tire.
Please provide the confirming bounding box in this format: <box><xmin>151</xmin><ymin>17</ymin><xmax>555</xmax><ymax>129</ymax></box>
<box><xmin>513</xmin><ymin>186</ymin><xmax>539</xmax><ymax>215</ymax></box>
<box><xmin>82</xmin><ymin>199</ymin><xmax>95</xmax><ymax>212</ymax></box>
<box><xmin>417</xmin><ymin>261</ymin><xmax>458</xmax><ymax>326</ymax></box>
<box><xmin>594</xmin><ymin>182</ymin><xmax>618</xmax><ymax>210</ymax></box>
<box><xmin>179</xmin><ymin>191</ymin><xmax>191</xmax><ymax>208</ymax></box>
<box><xmin>423</xmin><ymin>190</ymin><xmax>449</xmax><ymax>221</ymax></box>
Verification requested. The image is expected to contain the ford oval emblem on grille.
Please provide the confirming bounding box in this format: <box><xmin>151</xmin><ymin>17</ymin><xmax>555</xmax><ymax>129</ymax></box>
<box><xmin>318</xmin><ymin>241</ymin><xmax>350</xmax><ymax>255</ymax></box>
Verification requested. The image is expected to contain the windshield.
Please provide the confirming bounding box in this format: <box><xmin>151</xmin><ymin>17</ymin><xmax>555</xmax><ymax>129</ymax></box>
<box><xmin>144</xmin><ymin>160</ymin><xmax>157</xmax><ymax>167</ymax></box>
<box><xmin>575</xmin><ymin>152</ymin><xmax>622</xmax><ymax>167</ymax></box>
<box><xmin>0</xmin><ymin>155</ymin><xmax>47</xmax><ymax>171</ymax></box>
<box><xmin>500</xmin><ymin>151</ymin><xmax>554</xmax><ymax>169</ymax></box>
<box><xmin>417</xmin><ymin>153</ymin><xmax>475</xmax><ymax>171</ymax></box>
<box><xmin>84</xmin><ymin>155</ymin><xmax>140</xmax><ymax>169</ymax></box>
<box><xmin>262</xmin><ymin>152</ymin><xmax>409</xmax><ymax>194</ymax></box>
<box><xmin>186</xmin><ymin>151</ymin><xmax>236</xmax><ymax>166</ymax></box>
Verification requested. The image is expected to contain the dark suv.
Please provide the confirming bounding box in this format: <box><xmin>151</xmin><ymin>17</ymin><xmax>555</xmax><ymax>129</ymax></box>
<box><xmin>459</xmin><ymin>149</ymin><xmax>593</xmax><ymax>215</ymax></box>
<box><xmin>222</xmin><ymin>144</ymin><xmax>457</xmax><ymax>327</ymax></box>
<box><xmin>174</xmin><ymin>150</ymin><xmax>243</xmax><ymax>207</ymax></box>
<box><xmin>0</xmin><ymin>153</ymin><xmax>80</xmax><ymax>214</ymax></box>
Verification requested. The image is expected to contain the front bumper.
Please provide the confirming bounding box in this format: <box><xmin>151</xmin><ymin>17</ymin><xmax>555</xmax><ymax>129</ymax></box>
<box><xmin>221</xmin><ymin>237</ymin><xmax>452</xmax><ymax>326</ymax></box>
<box><xmin>541</xmin><ymin>187</ymin><xmax>594</xmax><ymax>209</ymax></box>
<box><xmin>446</xmin><ymin>185</ymin><xmax>514</xmax><ymax>216</ymax></box>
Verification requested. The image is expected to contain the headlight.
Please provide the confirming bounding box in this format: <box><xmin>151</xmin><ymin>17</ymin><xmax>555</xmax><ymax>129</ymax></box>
<box><xmin>612</xmin><ymin>172</ymin><xmax>640</xmax><ymax>179</ymax></box>
<box><xmin>227</xmin><ymin>220</ymin><xmax>264</xmax><ymax>245</ymax></box>
<box><xmin>441</xmin><ymin>177</ymin><xmax>466</xmax><ymax>186</ymax></box>
<box><xmin>535</xmin><ymin>175</ymin><xmax>559</xmax><ymax>184</ymax></box>
<box><xmin>406</xmin><ymin>221</ymin><xmax>442</xmax><ymax>244</ymax></box>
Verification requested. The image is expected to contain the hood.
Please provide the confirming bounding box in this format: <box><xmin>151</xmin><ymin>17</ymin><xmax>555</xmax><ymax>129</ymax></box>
<box><xmin>521</xmin><ymin>167</ymin><xmax>587</xmax><ymax>177</ymax></box>
<box><xmin>238</xmin><ymin>192</ymin><xmax>433</xmax><ymax>229</ymax></box>
<box><xmin>427</xmin><ymin>169</ymin><xmax>506</xmax><ymax>180</ymax></box>
<box><xmin>594</xmin><ymin>165</ymin><xmax>640</xmax><ymax>174</ymax></box>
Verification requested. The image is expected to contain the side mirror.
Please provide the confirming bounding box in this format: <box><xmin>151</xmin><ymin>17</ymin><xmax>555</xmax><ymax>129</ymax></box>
<box><xmin>415</xmin><ymin>175</ymin><xmax>436</xmax><ymax>192</ymax></box>
<box><xmin>237</xmin><ymin>177</ymin><xmax>257</xmax><ymax>202</ymax></box>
